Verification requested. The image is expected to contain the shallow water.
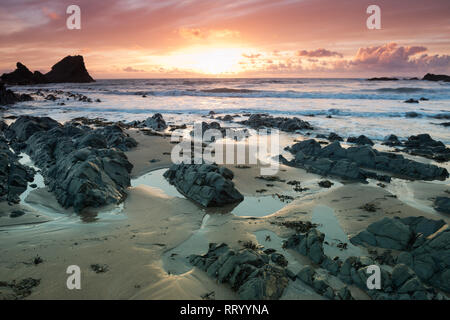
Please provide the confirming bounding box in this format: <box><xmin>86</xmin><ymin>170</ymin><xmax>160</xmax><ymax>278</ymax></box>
<box><xmin>312</xmin><ymin>205</ymin><xmax>362</xmax><ymax>260</ymax></box>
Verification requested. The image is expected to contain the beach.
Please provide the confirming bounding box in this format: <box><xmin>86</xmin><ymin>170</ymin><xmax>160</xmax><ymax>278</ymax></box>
<box><xmin>0</xmin><ymin>76</ymin><xmax>450</xmax><ymax>300</ymax></box>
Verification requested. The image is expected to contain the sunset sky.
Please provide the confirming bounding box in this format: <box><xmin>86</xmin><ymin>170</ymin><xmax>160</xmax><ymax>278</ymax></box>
<box><xmin>1</xmin><ymin>0</ymin><xmax>449</xmax><ymax>78</ymax></box>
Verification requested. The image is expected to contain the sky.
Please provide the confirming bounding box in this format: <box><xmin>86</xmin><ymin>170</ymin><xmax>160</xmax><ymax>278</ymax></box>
<box><xmin>0</xmin><ymin>0</ymin><xmax>449</xmax><ymax>78</ymax></box>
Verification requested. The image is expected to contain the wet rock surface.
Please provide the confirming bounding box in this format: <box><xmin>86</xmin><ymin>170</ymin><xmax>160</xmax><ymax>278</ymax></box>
<box><xmin>163</xmin><ymin>163</ymin><xmax>244</xmax><ymax>207</ymax></box>
<box><xmin>434</xmin><ymin>197</ymin><xmax>450</xmax><ymax>214</ymax></box>
<box><xmin>6</xmin><ymin>116</ymin><xmax>135</xmax><ymax>212</ymax></box>
<box><xmin>402</xmin><ymin>134</ymin><xmax>450</xmax><ymax>162</ymax></box>
<box><xmin>282</xmin><ymin>139</ymin><xmax>448</xmax><ymax>182</ymax></box>
<box><xmin>189</xmin><ymin>243</ymin><xmax>289</xmax><ymax>300</ymax></box>
<box><xmin>239</xmin><ymin>113</ymin><xmax>313</xmax><ymax>132</ymax></box>
<box><xmin>0</xmin><ymin>83</ymin><xmax>34</xmax><ymax>105</ymax></box>
<box><xmin>347</xmin><ymin>135</ymin><xmax>374</xmax><ymax>146</ymax></box>
<box><xmin>286</xmin><ymin>218</ymin><xmax>449</xmax><ymax>299</ymax></box>
<box><xmin>351</xmin><ymin>216</ymin><xmax>450</xmax><ymax>294</ymax></box>
<box><xmin>0</xmin><ymin>134</ymin><xmax>35</xmax><ymax>203</ymax></box>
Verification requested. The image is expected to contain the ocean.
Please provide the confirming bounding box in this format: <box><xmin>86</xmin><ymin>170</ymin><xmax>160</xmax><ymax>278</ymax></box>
<box><xmin>5</xmin><ymin>78</ymin><xmax>450</xmax><ymax>144</ymax></box>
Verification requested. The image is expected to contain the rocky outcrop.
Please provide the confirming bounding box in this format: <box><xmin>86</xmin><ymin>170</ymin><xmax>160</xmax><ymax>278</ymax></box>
<box><xmin>422</xmin><ymin>73</ymin><xmax>450</xmax><ymax>82</ymax></box>
<box><xmin>0</xmin><ymin>63</ymin><xmax>46</xmax><ymax>85</ymax></box>
<box><xmin>7</xmin><ymin>116</ymin><xmax>135</xmax><ymax>212</ymax></box>
<box><xmin>282</xmin><ymin>139</ymin><xmax>448</xmax><ymax>182</ymax></box>
<box><xmin>0</xmin><ymin>83</ymin><xmax>34</xmax><ymax>105</ymax></box>
<box><xmin>367</xmin><ymin>77</ymin><xmax>399</xmax><ymax>81</ymax></box>
<box><xmin>402</xmin><ymin>134</ymin><xmax>450</xmax><ymax>162</ymax></box>
<box><xmin>347</xmin><ymin>135</ymin><xmax>374</xmax><ymax>146</ymax></box>
<box><xmin>239</xmin><ymin>114</ymin><xmax>313</xmax><ymax>132</ymax></box>
<box><xmin>189</xmin><ymin>243</ymin><xmax>289</xmax><ymax>300</ymax></box>
<box><xmin>164</xmin><ymin>163</ymin><xmax>243</xmax><ymax>207</ymax></box>
<box><xmin>1</xmin><ymin>56</ymin><xmax>94</xmax><ymax>85</ymax></box>
<box><xmin>351</xmin><ymin>216</ymin><xmax>449</xmax><ymax>293</ymax></box>
<box><xmin>286</xmin><ymin>219</ymin><xmax>448</xmax><ymax>299</ymax></box>
<box><xmin>0</xmin><ymin>134</ymin><xmax>35</xmax><ymax>203</ymax></box>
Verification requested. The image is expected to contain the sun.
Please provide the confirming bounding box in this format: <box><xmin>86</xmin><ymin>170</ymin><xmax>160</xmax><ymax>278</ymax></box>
<box><xmin>162</xmin><ymin>46</ymin><xmax>247</xmax><ymax>75</ymax></box>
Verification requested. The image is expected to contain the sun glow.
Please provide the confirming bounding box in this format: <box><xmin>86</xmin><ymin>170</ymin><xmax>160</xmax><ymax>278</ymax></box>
<box><xmin>161</xmin><ymin>46</ymin><xmax>247</xmax><ymax>75</ymax></box>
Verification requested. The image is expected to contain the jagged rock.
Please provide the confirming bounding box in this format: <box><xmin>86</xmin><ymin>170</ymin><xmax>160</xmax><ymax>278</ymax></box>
<box><xmin>6</xmin><ymin>116</ymin><xmax>135</xmax><ymax>212</ymax></box>
<box><xmin>403</xmin><ymin>134</ymin><xmax>450</xmax><ymax>162</ymax></box>
<box><xmin>347</xmin><ymin>135</ymin><xmax>374</xmax><ymax>146</ymax></box>
<box><xmin>0</xmin><ymin>62</ymin><xmax>47</xmax><ymax>85</ymax></box>
<box><xmin>422</xmin><ymin>73</ymin><xmax>450</xmax><ymax>82</ymax></box>
<box><xmin>239</xmin><ymin>114</ymin><xmax>313</xmax><ymax>132</ymax></box>
<box><xmin>434</xmin><ymin>197</ymin><xmax>450</xmax><ymax>214</ymax></box>
<box><xmin>382</xmin><ymin>134</ymin><xmax>402</xmax><ymax>146</ymax></box>
<box><xmin>44</xmin><ymin>55</ymin><xmax>94</xmax><ymax>83</ymax></box>
<box><xmin>282</xmin><ymin>139</ymin><xmax>448</xmax><ymax>182</ymax></box>
<box><xmin>145</xmin><ymin>113</ymin><xmax>167</xmax><ymax>131</ymax></box>
<box><xmin>0</xmin><ymin>134</ymin><xmax>35</xmax><ymax>203</ymax></box>
<box><xmin>189</xmin><ymin>243</ymin><xmax>289</xmax><ymax>300</ymax></box>
<box><xmin>284</xmin><ymin>229</ymin><xmax>326</xmax><ymax>264</ymax></box>
<box><xmin>1</xmin><ymin>56</ymin><xmax>94</xmax><ymax>85</ymax></box>
<box><xmin>328</xmin><ymin>132</ymin><xmax>343</xmax><ymax>142</ymax></box>
<box><xmin>6</xmin><ymin>116</ymin><xmax>60</xmax><ymax>142</ymax></box>
<box><xmin>163</xmin><ymin>163</ymin><xmax>243</xmax><ymax>207</ymax></box>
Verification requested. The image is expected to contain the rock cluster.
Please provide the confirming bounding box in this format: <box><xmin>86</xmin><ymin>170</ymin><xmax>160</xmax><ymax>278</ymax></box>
<box><xmin>286</xmin><ymin>218</ymin><xmax>449</xmax><ymax>299</ymax></box>
<box><xmin>126</xmin><ymin>113</ymin><xmax>168</xmax><ymax>131</ymax></box>
<box><xmin>422</xmin><ymin>73</ymin><xmax>450</xmax><ymax>82</ymax></box>
<box><xmin>163</xmin><ymin>163</ymin><xmax>244</xmax><ymax>207</ymax></box>
<box><xmin>0</xmin><ymin>83</ymin><xmax>33</xmax><ymax>105</ymax></box>
<box><xmin>282</xmin><ymin>139</ymin><xmax>448</xmax><ymax>182</ymax></box>
<box><xmin>239</xmin><ymin>114</ymin><xmax>313</xmax><ymax>132</ymax></box>
<box><xmin>402</xmin><ymin>134</ymin><xmax>450</xmax><ymax>162</ymax></box>
<box><xmin>351</xmin><ymin>216</ymin><xmax>450</xmax><ymax>293</ymax></box>
<box><xmin>0</xmin><ymin>133</ymin><xmax>35</xmax><ymax>203</ymax></box>
<box><xmin>1</xmin><ymin>55</ymin><xmax>94</xmax><ymax>85</ymax></box>
<box><xmin>6</xmin><ymin>116</ymin><xmax>135</xmax><ymax>212</ymax></box>
<box><xmin>189</xmin><ymin>243</ymin><xmax>289</xmax><ymax>300</ymax></box>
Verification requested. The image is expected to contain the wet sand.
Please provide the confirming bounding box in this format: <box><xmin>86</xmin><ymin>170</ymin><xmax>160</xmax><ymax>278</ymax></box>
<box><xmin>0</xmin><ymin>130</ymin><xmax>449</xmax><ymax>300</ymax></box>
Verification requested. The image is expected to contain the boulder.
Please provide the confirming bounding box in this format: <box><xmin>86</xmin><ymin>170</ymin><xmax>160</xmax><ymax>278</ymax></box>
<box><xmin>0</xmin><ymin>83</ymin><xmax>34</xmax><ymax>105</ymax></box>
<box><xmin>239</xmin><ymin>114</ymin><xmax>313</xmax><ymax>132</ymax></box>
<box><xmin>434</xmin><ymin>197</ymin><xmax>450</xmax><ymax>214</ymax></box>
<box><xmin>163</xmin><ymin>163</ymin><xmax>243</xmax><ymax>207</ymax></box>
<box><xmin>145</xmin><ymin>113</ymin><xmax>167</xmax><ymax>131</ymax></box>
<box><xmin>347</xmin><ymin>135</ymin><xmax>374</xmax><ymax>146</ymax></box>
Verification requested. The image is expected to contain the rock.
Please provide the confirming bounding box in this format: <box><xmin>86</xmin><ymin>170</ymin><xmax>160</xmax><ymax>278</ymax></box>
<box><xmin>7</xmin><ymin>117</ymin><xmax>135</xmax><ymax>212</ymax></box>
<box><xmin>282</xmin><ymin>139</ymin><xmax>448</xmax><ymax>182</ymax></box>
<box><xmin>422</xmin><ymin>73</ymin><xmax>450</xmax><ymax>82</ymax></box>
<box><xmin>145</xmin><ymin>113</ymin><xmax>167</xmax><ymax>131</ymax></box>
<box><xmin>6</xmin><ymin>116</ymin><xmax>60</xmax><ymax>142</ymax></box>
<box><xmin>318</xmin><ymin>180</ymin><xmax>333</xmax><ymax>188</ymax></box>
<box><xmin>367</xmin><ymin>77</ymin><xmax>399</xmax><ymax>81</ymax></box>
<box><xmin>0</xmin><ymin>135</ymin><xmax>35</xmax><ymax>203</ymax></box>
<box><xmin>328</xmin><ymin>132</ymin><xmax>343</xmax><ymax>142</ymax></box>
<box><xmin>1</xmin><ymin>56</ymin><xmax>94</xmax><ymax>85</ymax></box>
<box><xmin>239</xmin><ymin>114</ymin><xmax>313</xmax><ymax>132</ymax></box>
<box><xmin>0</xmin><ymin>62</ymin><xmax>47</xmax><ymax>85</ymax></box>
<box><xmin>404</xmin><ymin>99</ymin><xmax>419</xmax><ymax>104</ymax></box>
<box><xmin>284</xmin><ymin>229</ymin><xmax>326</xmax><ymax>265</ymax></box>
<box><xmin>270</xmin><ymin>253</ymin><xmax>288</xmax><ymax>267</ymax></box>
<box><xmin>190</xmin><ymin>243</ymin><xmax>289</xmax><ymax>300</ymax></box>
<box><xmin>405</xmin><ymin>111</ymin><xmax>420</xmax><ymax>117</ymax></box>
<box><xmin>9</xmin><ymin>210</ymin><xmax>26</xmax><ymax>218</ymax></box>
<box><xmin>434</xmin><ymin>197</ymin><xmax>450</xmax><ymax>214</ymax></box>
<box><xmin>351</xmin><ymin>217</ymin><xmax>413</xmax><ymax>250</ymax></box>
<box><xmin>402</xmin><ymin>134</ymin><xmax>450</xmax><ymax>162</ymax></box>
<box><xmin>391</xmin><ymin>264</ymin><xmax>416</xmax><ymax>288</ymax></box>
<box><xmin>163</xmin><ymin>163</ymin><xmax>243</xmax><ymax>207</ymax></box>
<box><xmin>347</xmin><ymin>135</ymin><xmax>374</xmax><ymax>146</ymax></box>
<box><xmin>45</xmin><ymin>55</ymin><xmax>94</xmax><ymax>83</ymax></box>
<box><xmin>0</xmin><ymin>83</ymin><xmax>34</xmax><ymax>105</ymax></box>
<box><xmin>382</xmin><ymin>134</ymin><xmax>402</xmax><ymax>146</ymax></box>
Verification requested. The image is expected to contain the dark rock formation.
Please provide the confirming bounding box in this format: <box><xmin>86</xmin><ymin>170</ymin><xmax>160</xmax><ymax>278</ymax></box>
<box><xmin>44</xmin><ymin>56</ymin><xmax>94</xmax><ymax>83</ymax></box>
<box><xmin>404</xmin><ymin>99</ymin><xmax>419</xmax><ymax>104</ymax></box>
<box><xmin>7</xmin><ymin>116</ymin><xmax>135</xmax><ymax>212</ymax></box>
<box><xmin>0</xmin><ymin>134</ymin><xmax>35</xmax><ymax>203</ymax></box>
<box><xmin>189</xmin><ymin>243</ymin><xmax>289</xmax><ymax>300</ymax></box>
<box><xmin>0</xmin><ymin>83</ymin><xmax>34</xmax><ymax>105</ymax></box>
<box><xmin>282</xmin><ymin>139</ymin><xmax>448</xmax><ymax>182</ymax></box>
<box><xmin>347</xmin><ymin>135</ymin><xmax>374</xmax><ymax>146</ymax></box>
<box><xmin>422</xmin><ymin>73</ymin><xmax>450</xmax><ymax>82</ymax></box>
<box><xmin>382</xmin><ymin>134</ymin><xmax>402</xmax><ymax>147</ymax></box>
<box><xmin>0</xmin><ymin>63</ymin><xmax>47</xmax><ymax>85</ymax></box>
<box><xmin>145</xmin><ymin>113</ymin><xmax>167</xmax><ymax>131</ymax></box>
<box><xmin>367</xmin><ymin>77</ymin><xmax>399</xmax><ymax>81</ymax></box>
<box><xmin>239</xmin><ymin>114</ymin><xmax>313</xmax><ymax>132</ymax></box>
<box><xmin>1</xmin><ymin>56</ymin><xmax>94</xmax><ymax>85</ymax></box>
<box><xmin>402</xmin><ymin>134</ymin><xmax>450</xmax><ymax>162</ymax></box>
<box><xmin>163</xmin><ymin>163</ymin><xmax>244</xmax><ymax>207</ymax></box>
